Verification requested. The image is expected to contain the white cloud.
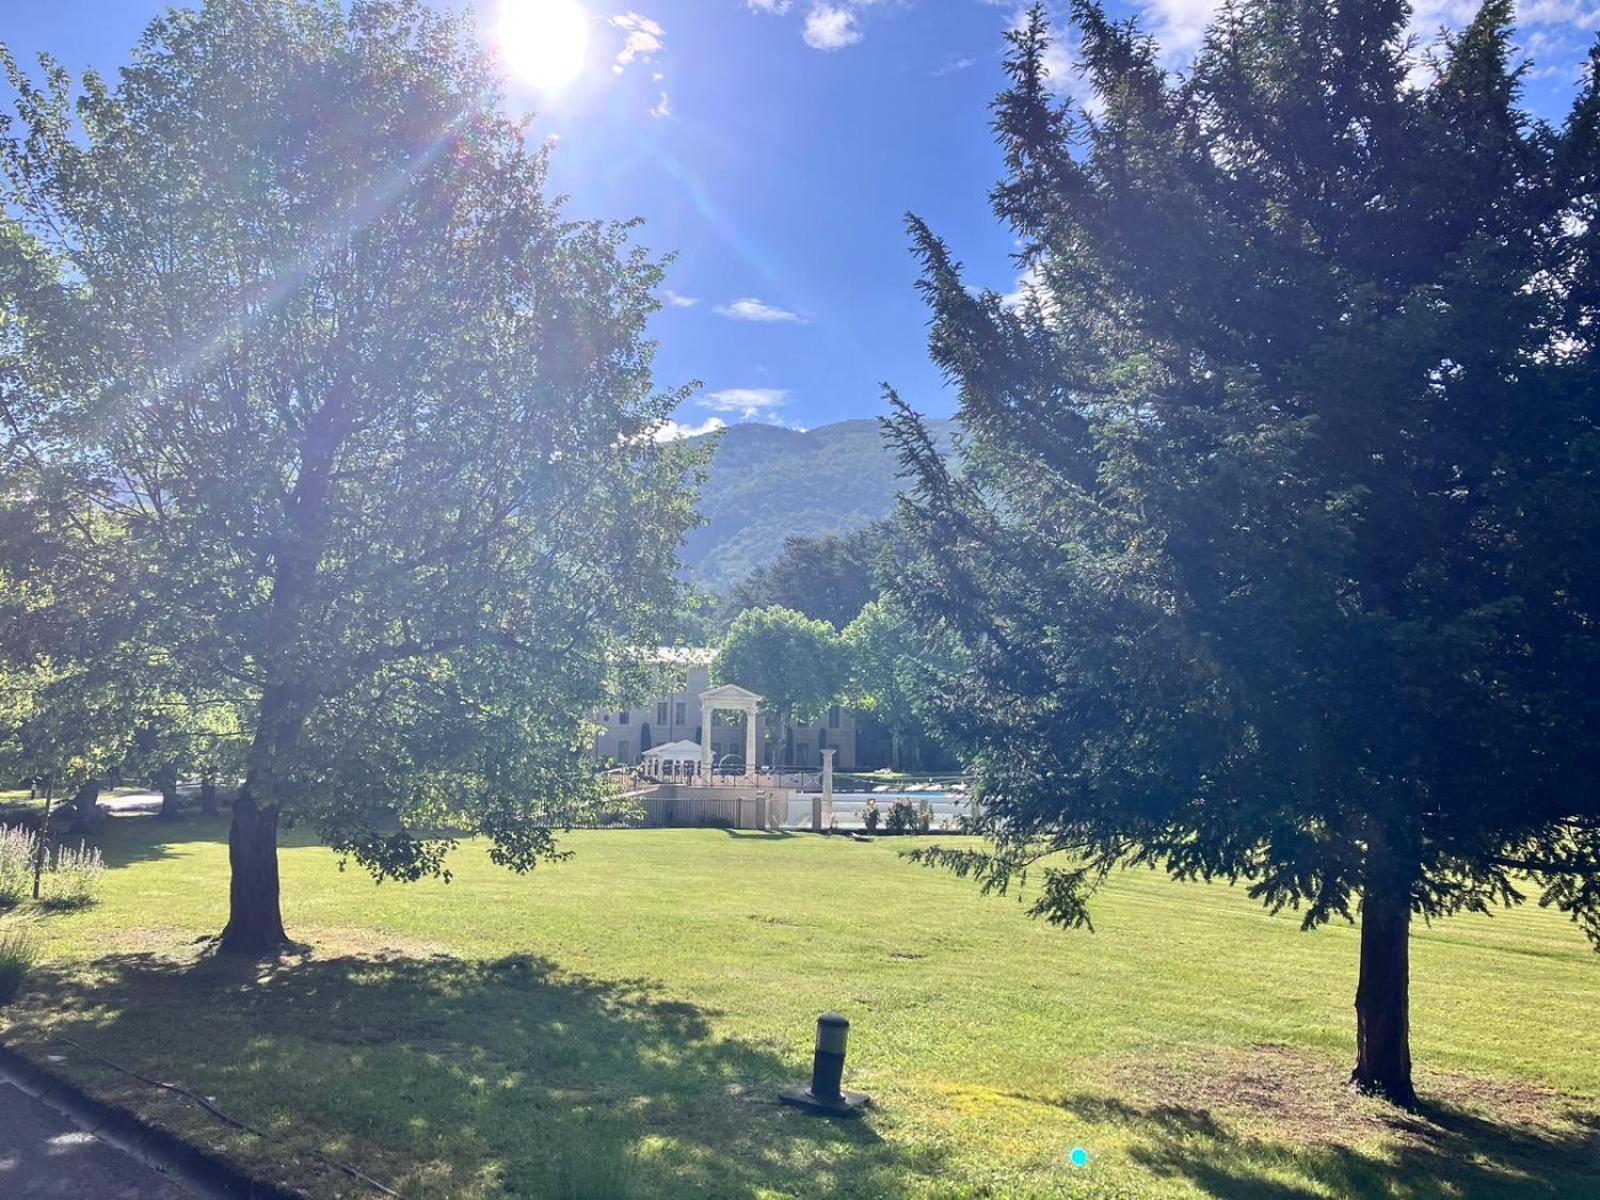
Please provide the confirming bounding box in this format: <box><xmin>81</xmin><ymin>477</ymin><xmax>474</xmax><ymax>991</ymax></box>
<box><xmin>662</xmin><ymin>289</ymin><xmax>698</xmax><ymax>308</ymax></box>
<box><xmin>999</xmin><ymin>261</ymin><xmax>1044</xmax><ymax>312</ymax></box>
<box><xmin>714</xmin><ymin>297</ymin><xmax>808</xmax><ymax>323</ymax></box>
<box><xmin>610</xmin><ymin>12</ymin><xmax>664</xmax><ymax>74</ymax></box>
<box><xmin>1520</xmin><ymin>0</ymin><xmax>1600</xmax><ymax>26</ymax></box>
<box><xmin>700</xmin><ymin>388</ymin><xmax>790</xmax><ymax>418</ymax></box>
<box><xmin>748</xmin><ymin>0</ymin><xmax>881</xmax><ymax>50</ymax></box>
<box><xmin>804</xmin><ymin>4</ymin><xmax>863</xmax><ymax>50</ymax></box>
<box><xmin>1141</xmin><ymin>0</ymin><xmax>1217</xmax><ymax>61</ymax></box>
<box><xmin>650</xmin><ymin>90</ymin><xmax>672</xmax><ymax>118</ymax></box>
<box><xmin>933</xmin><ymin>55</ymin><xmax>978</xmax><ymax>77</ymax></box>
<box><xmin>654</xmin><ymin>416</ymin><xmax>726</xmax><ymax>442</ymax></box>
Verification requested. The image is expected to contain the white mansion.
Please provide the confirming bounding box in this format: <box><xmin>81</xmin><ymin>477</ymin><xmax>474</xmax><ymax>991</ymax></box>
<box><xmin>593</xmin><ymin>649</ymin><xmax>859</xmax><ymax>771</ymax></box>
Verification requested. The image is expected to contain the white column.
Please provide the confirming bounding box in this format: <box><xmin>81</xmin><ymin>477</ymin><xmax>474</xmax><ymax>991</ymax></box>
<box><xmin>822</xmin><ymin>749</ymin><xmax>836</xmax><ymax>828</ymax></box>
<box><xmin>701</xmin><ymin>701</ymin><xmax>714</xmax><ymax>780</ymax></box>
<box><xmin>744</xmin><ymin>703</ymin><xmax>758</xmax><ymax>779</ymax></box>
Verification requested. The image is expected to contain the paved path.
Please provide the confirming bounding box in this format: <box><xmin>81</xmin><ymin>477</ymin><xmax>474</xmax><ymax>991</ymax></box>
<box><xmin>0</xmin><ymin>1082</ymin><xmax>194</xmax><ymax>1198</ymax></box>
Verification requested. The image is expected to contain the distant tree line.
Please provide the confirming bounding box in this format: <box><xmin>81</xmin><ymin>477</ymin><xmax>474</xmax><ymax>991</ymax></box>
<box><xmin>707</xmin><ymin>522</ymin><xmax>959</xmax><ymax>772</ymax></box>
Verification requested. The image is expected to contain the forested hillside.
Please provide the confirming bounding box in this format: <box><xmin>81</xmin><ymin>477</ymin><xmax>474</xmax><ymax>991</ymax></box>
<box><xmin>682</xmin><ymin>418</ymin><xmax>957</xmax><ymax>588</ymax></box>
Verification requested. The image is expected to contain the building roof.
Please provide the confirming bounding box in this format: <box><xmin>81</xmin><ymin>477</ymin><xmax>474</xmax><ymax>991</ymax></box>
<box><xmin>641</xmin><ymin>739</ymin><xmax>703</xmax><ymax>762</ymax></box>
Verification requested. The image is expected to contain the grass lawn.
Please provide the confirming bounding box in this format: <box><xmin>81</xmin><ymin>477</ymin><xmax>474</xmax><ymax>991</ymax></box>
<box><xmin>1</xmin><ymin>814</ymin><xmax>1597</xmax><ymax>1199</ymax></box>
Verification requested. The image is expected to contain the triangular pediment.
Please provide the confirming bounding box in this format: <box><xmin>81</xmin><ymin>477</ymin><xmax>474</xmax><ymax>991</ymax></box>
<box><xmin>699</xmin><ymin>683</ymin><xmax>763</xmax><ymax>706</ymax></box>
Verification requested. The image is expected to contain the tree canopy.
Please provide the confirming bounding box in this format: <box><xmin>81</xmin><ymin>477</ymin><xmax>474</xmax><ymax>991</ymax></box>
<box><xmin>720</xmin><ymin>524</ymin><xmax>892</xmax><ymax>632</ymax></box>
<box><xmin>0</xmin><ymin>0</ymin><xmax>701</xmax><ymax>951</ymax></box>
<box><xmin>712</xmin><ymin>606</ymin><xmax>848</xmax><ymax>767</ymax></box>
<box><xmin>843</xmin><ymin>596</ymin><xmax>954</xmax><ymax>772</ymax></box>
<box><xmin>888</xmin><ymin>0</ymin><xmax>1600</xmax><ymax>1106</ymax></box>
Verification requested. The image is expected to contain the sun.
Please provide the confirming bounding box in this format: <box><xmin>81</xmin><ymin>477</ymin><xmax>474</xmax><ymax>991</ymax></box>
<box><xmin>497</xmin><ymin>0</ymin><xmax>591</xmax><ymax>94</ymax></box>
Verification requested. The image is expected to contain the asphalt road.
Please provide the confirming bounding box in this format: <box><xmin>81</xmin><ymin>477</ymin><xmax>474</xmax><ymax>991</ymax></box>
<box><xmin>0</xmin><ymin>1082</ymin><xmax>193</xmax><ymax>1198</ymax></box>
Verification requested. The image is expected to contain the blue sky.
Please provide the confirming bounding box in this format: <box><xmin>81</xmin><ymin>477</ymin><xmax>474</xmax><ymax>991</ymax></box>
<box><xmin>5</xmin><ymin>2</ymin><xmax>1598</xmax><ymax>435</ymax></box>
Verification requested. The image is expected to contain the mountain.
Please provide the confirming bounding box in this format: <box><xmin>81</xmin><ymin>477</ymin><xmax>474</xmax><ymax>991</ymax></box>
<box><xmin>680</xmin><ymin>417</ymin><xmax>958</xmax><ymax>590</ymax></box>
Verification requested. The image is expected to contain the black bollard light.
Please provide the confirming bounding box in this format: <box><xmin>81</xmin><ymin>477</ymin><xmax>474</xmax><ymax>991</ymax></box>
<box><xmin>780</xmin><ymin>1013</ymin><xmax>870</xmax><ymax>1115</ymax></box>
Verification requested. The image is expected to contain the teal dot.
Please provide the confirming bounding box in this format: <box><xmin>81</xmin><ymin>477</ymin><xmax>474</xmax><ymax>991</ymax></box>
<box><xmin>1069</xmin><ymin>1147</ymin><xmax>1090</xmax><ymax>1168</ymax></box>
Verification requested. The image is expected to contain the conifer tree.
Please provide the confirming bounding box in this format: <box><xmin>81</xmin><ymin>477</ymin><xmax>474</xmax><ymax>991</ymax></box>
<box><xmin>890</xmin><ymin>1</ymin><xmax>1600</xmax><ymax>1105</ymax></box>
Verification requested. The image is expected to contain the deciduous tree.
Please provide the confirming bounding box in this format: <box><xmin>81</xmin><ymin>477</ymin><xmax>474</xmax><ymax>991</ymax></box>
<box><xmin>843</xmin><ymin>597</ymin><xmax>942</xmax><ymax>772</ymax></box>
<box><xmin>713</xmin><ymin>606</ymin><xmax>848</xmax><ymax>769</ymax></box>
<box><xmin>1</xmin><ymin>0</ymin><xmax>701</xmax><ymax>952</ymax></box>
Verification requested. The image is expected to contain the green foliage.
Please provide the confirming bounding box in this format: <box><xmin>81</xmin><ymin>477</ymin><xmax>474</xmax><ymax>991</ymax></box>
<box><xmin>0</xmin><ymin>927</ymin><xmax>38</xmax><ymax>1004</ymax></box>
<box><xmin>862</xmin><ymin>797</ymin><xmax>881</xmax><ymax>834</ymax></box>
<box><xmin>682</xmin><ymin>419</ymin><xmax>955</xmax><ymax>590</ymax></box>
<box><xmin>884</xmin><ymin>798</ymin><xmax>918</xmax><ymax>836</ymax></box>
<box><xmin>0</xmin><ymin>0</ymin><xmax>703</xmax><ymax>911</ymax></box>
<box><xmin>712</xmin><ymin>607</ymin><xmax>848</xmax><ymax>766</ymax></box>
<box><xmin>842</xmin><ymin>596</ymin><xmax>959</xmax><ymax>771</ymax></box>
<box><xmin>719</xmin><ymin>524</ymin><xmax>892</xmax><ymax>631</ymax></box>
<box><xmin>714</xmin><ymin>606</ymin><xmax>849</xmax><ymax>725</ymax></box>
<box><xmin>887</xmin><ymin>1</ymin><xmax>1600</xmax><ymax>1093</ymax></box>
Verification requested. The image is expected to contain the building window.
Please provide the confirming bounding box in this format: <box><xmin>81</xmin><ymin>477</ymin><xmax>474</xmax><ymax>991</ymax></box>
<box><xmin>657</xmin><ymin>701</ymin><xmax>669</xmax><ymax>725</ymax></box>
<box><xmin>619</xmin><ymin>710</ymin><xmax>630</xmax><ymax>725</ymax></box>
<box><xmin>675</xmin><ymin>701</ymin><xmax>687</xmax><ymax>726</ymax></box>
<box><xmin>828</xmin><ymin>704</ymin><xmax>841</xmax><ymax>730</ymax></box>
<box><xmin>618</xmin><ymin>740</ymin><xmax>630</xmax><ymax>763</ymax></box>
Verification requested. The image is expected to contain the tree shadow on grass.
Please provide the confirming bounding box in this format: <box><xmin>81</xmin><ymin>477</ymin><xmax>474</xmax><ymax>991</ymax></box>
<box><xmin>1046</xmin><ymin>1093</ymin><xmax>1600</xmax><ymax>1200</ymax></box>
<box><xmin>7</xmin><ymin>948</ymin><xmax>932</xmax><ymax>1200</ymax></box>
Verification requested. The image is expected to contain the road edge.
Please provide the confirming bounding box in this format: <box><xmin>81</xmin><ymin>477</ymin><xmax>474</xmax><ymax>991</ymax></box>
<box><xmin>0</xmin><ymin>1037</ymin><xmax>312</xmax><ymax>1200</ymax></box>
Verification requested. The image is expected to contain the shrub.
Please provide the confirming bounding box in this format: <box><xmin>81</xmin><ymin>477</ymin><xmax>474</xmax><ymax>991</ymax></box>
<box><xmin>0</xmin><ymin>929</ymin><xmax>39</xmax><ymax>1004</ymax></box>
<box><xmin>0</xmin><ymin>825</ymin><xmax>38</xmax><ymax>908</ymax></box>
<box><xmin>862</xmin><ymin>798</ymin><xmax>880</xmax><ymax>833</ymax></box>
<box><xmin>886</xmin><ymin>799</ymin><xmax>918</xmax><ymax>836</ymax></box>
<box><xmin>917</xmin><ymin>799</ymin><xmax>934</xmax><ymax>835</ymax></box>
<box><xmin>40</xmin><ymin>841</ymin><xmax>106</xmax><ymax>909</ymax></box>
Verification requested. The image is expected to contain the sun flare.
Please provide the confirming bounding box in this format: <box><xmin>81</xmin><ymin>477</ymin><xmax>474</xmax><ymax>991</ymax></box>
<box><xmin>497</xmin><ymin>0</ymin><xmax>590</xmax><ymax>93</ymax></box>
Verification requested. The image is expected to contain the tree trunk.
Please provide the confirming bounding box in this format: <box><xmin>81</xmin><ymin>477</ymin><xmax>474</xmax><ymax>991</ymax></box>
<box><xmin>199</xmin><ymin>774</ymin><xmax>218</xmax><ymax>816</ymax></box>
<box><xmin>218</xmin><ymin>787</ymin><xmax>288</xmax><ymax>955</ymax></box>
<box><xmin>69</xmin><ymin>779</ymin><xmax>101</xmax><ymax>832</ymax></box>
<box><xmin>1351</xmin><ymin>831</ymin><xmax>1417</xmax><ymax>1107</ymax></box>
<box><xmin>156</xmin><ymin>771</ymin><xmax>183</xmax><ymax>821</ymax></box>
